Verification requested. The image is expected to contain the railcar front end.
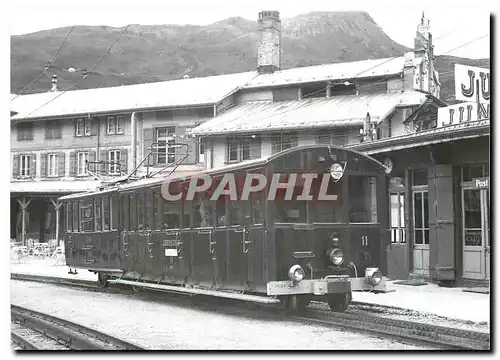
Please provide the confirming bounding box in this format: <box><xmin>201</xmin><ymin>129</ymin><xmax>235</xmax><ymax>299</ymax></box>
<box><xmin>263</xmin><ymin>145</ymin><xmax>390</xmax><ymax>312</ymax></box>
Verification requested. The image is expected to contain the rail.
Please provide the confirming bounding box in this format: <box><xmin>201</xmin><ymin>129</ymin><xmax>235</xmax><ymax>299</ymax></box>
<box><xmin>11</xmin><ymin>304</ymin><xmax>145</xmax><ymax>350</ymax></box>
<box><xmin>10</xmin><ymin>273</ymin><xmax>490</xmax><ymax>350</ymax></box>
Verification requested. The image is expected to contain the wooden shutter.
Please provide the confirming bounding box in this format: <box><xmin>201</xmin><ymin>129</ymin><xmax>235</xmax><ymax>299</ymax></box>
<box><xmin>271</xmin><ymin>135</ymin><xmax>280</xmax><ymax>154</ymax></box>
<box><xmin>121</xmin><ymin>149</ymin><xmax>128</xmax><ymax>174</ymax></box>
<box><xmin>55</xmin><ymin>121</ymin><xmax>62</xmax><ymax>139</ymax></box>
<box><xmin>26</xmin><ymin>123</ymin><xmax>34</xmax><ymax>140</ymax></box>
<box><xmin>176</xmin><ymin>126</ymin><xmax>196</xmax><ymax>164</ymax></box>
<box><xmin>91</xmin><ymin>118</ymin><xmax>98</xmax><ymax>136</ymax></box>
<box><xmin>143</xmin><ymin>128</ymin><xmax>155</xmax><ymax>165</ymax></box>
<box><xmin>69</xmin><ymin>151</ymin><xmax>77</xmax><ymax>177</ymax></box>
<box><xmin>250</xmin><ymin>136</ymin><xmax>261</xmax><ymax>159</ymax></box>
<box><xmin>12</xmin><ymin>154</ymin><xmax>19</xmax><ymax>178</ymax></box>
<box><xmin>45</xmin><ymin>121</ymin><xmax>51</xmax><ymax>140</ymax></box>
<box><xmin>40</xmin><ymin>153</ymin><xmax>48</xmax><ymax>178</ymax></box>
<box><xmin>58</xmin><ymin>152</ymin><xmax>65</xmax><ymax>177</ymax></box>
<box><xmin>29</xmin><ymin>154</ymin><xmax>36</xmax><ymax>178</ymax></box>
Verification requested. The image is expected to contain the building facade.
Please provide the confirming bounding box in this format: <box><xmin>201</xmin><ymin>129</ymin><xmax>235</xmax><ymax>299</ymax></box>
<box><xmin>10</xmin><ymin>72</ymin><xmax>255</xmax><ymax>244</ymax></box>
<box><xmin>351</xmin><ymin>117</ymin><xmax>490</xmax><ymax>285</ymax></box>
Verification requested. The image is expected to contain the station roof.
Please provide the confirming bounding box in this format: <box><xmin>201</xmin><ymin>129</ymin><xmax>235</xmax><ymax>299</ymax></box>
<box><xmin>191</xmin><ymin>91</ymin><xmax>427</xmax><ymax>136</ymax></box>
<box><xmin>243</xmin><ymin>56</ymin><xmax>406</xmax><ymax>89</ymax></box>
<box><xmin>10</xmin><ymin>180</ymin><xmax>102</xmax><ymax>194</ymax></box>
<box><xmin>10</xmin><ymin>55</ymin><xmax>410</xmax><ymax>121</ymax></box>
<box><xmin>348</xmin><ymin>119</ymin><xmax>490</xmax><ymax>155</ymax></box>
<box><xmin>10</xmin><ymin>72</ymin><xmax>257</xmax><ymax>121</ymax></box>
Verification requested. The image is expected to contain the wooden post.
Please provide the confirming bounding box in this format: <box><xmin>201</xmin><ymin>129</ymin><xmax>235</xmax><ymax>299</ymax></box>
<box><xmin>49</xmin><ymin>198</ymin><xmax>62</xmax><ymax>244</ymax></box>
<box><xmin>16</xmin><ymin>197</ymin><xmax>31</xmax><ymax>247</ymax></box>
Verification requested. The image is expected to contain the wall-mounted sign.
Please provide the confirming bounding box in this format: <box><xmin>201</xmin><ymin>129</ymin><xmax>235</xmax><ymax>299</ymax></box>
<box><xmin>437</xmin><ymin>101</ymin><xmax>490</xmax><ymax>127</ymax></box>
<box><xmin>454</xmin><ymin>64</ymin><xmax>490</xmax><ymax>103</ymax></box>
<box><xmin>472</xmin><ymin>177</ymin><xmax>489</xmax><ymax>189</ymax></box>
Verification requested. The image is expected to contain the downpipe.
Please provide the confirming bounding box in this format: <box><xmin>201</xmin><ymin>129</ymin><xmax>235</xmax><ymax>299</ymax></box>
<box><xmin>131</xmin><ymin>112</ymin><xmax>137</xmax><ymax>171</ymax></box>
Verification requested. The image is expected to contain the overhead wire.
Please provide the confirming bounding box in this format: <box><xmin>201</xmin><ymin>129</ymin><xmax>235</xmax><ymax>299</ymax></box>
<box><xmin>11</xmin><ymin>26</ymin><xmax>487</xmax><ymax>134</ymax></box>
<box><xmin>11</xmin><ymin>26</ymin><xmax>75</xmax><ymax>101</ymax></box>
<box><xmin>239</xmin><ymin>33</ymin><xmax>491</xmax><ymax>128</ymax></box>
<box><xmin>11</xmin><ymin>25</ymin><xmax>131</xmax><ymax>127</ymax></box>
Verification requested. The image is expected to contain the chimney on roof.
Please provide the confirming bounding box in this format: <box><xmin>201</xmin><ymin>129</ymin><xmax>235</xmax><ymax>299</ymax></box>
<box><xmin>257</xmin><ymin>10</ymin><xmax>281</xmax><ymax>74</ymax></box>
<box><xmin>50</xmin><ymin>74</ymin><xmax>58</xmax><ymax>92</ymax></box>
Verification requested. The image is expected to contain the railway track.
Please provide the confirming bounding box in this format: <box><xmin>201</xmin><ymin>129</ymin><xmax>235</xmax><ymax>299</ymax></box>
<box><xmin>11</xmin><ymin>273</ymin><xmax>490</xmax><ymax>350</ymax></box>
<box><xmin>11</xmin><ymin>304</ymin><xmax>145</xmax><ymax>350</ymax></box>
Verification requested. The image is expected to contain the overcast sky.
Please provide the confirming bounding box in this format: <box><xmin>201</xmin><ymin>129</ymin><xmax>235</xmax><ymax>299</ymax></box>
<box><xmin>7</xmin><ymin>0</ymin><xmax>492</xmax><ymax>59</ymax></box>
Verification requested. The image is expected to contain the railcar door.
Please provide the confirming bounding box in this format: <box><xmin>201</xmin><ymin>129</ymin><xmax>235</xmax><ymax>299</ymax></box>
<box><xmin>120</xmin><ymin>193</ymin><xmax>138</xmax><ymax>274</ymax></box>
<box><xmin>225</xmin><ymin>200</ymin><xmax>250</xmax><ymax>290</ymax></box>
<box><xmin>153</xmin><ymin>192</ymin><xmax>190</xmax><ymax>283</ymax></box>
<box><xmin>189</xmin><ymin>195</ymin><xmax>220</xmax><ymax>287</ymax></box>
<box><xmin>246</xmin><ymin>193</ymin><xmax>267</xmax><ymax>292</ymax></box>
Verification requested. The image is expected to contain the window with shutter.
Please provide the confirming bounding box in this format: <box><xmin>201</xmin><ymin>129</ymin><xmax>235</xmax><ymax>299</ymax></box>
<box><xmin>45</xmin><ymin>120</ymin><xmax>62</xmax><ymax>140</ymax></box>
<box><xmin>227</xmin><ymin>136</ymin><xmax>239</xmax><ymax>162</ymax></box>
<box><xmin>84</xmin><ymin>119</ymin><xmax>92</xmax><ymax>136</ymax></box>
<box><xmin>17</xmin><ymin>122</ymin><xmax>33</xmax><ymax>141</ymax></box>
<box><xmin>47</xmin><ymin>154</ymin><xmax>58</xmax><ymax>177</ymax></box>
<box><xmin>156</xmin><ymin>127</ymin><xmax>176</xmax><ymax>164</ymax></box>
<box><xmin>75</xmin><ymin>119</ymin><xmax>84</xmax><ymax>137</ymax></box>
<box><xmin>272</xmin><ymin>132</ymin><xmax>298</xmax><ymax>153</ymax></box>
<box><xmin>107</xmin><ymin>117</ymin><xmax>115</xmax><ymax>135</ymax></box>
<box><xmin>108</xmin><ymin>150</ymin><xmax>121</xmax><ymax>175</ymax></box>
<box><xmin>19</xmin><ymin>154</ymin><xmax>31</xmax><ymax>177</ymax></box>
<box><xmin>77</xmin><ymin>152</ymin><xmax>89</xmax><ymax>176</ymax></box>
<box><xmin>116</xmin><ymin>116</ymin><xmax>124</xmax><ymax>134</ymax></box>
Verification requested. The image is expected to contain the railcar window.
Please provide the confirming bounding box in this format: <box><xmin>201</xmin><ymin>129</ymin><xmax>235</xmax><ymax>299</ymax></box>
<box><xmin>144</xmin><ymin>192</ymin><xmax>152</xmax><ymax>230</ymax></box>
<box><xmin>72</xmin><ymin>202</ymin><xmax>78</xmax><ymax>232</ymax></box>
<box><xmin>311</xmin><ymin>176</ymin><xmax>344</xmax><ymax>223</ymax></box>
<box><xmin>153</xmin><ymin>191</ymin><xmax>162</xmax><ymax>230</ymax></box>
<box><xmin>137</xmin><ymin>192</ymin><xmax>145</xmax><ymax>231</ymax></box>
<box><xmin>251</xmin><ymin>194</ymin><xmax>264</xmax><ymax>225</ymax></box>
<box><xmin>66</xmin><ymin>204</ymin><xmax>72</xmax><ymax>232</ymax></box>
<box><xmin>111</xmin><ymin>195</ymin><xmax>118</xmax><ymax>230</ymax></box>
<box><xmin>182</xmin><ymin>201</ymin><xmax>192</xmax><ymax>229</ymax></box>
<box><xmin>193</xmin><ymin>194</ymin><xmax>213</xmax><ymax>228</ymax></box>
<box><xmin>95</xmin><ymin>197</ymin><xmax>102</xmax><ymax>231</ymax></box>
<box><xmin>228</xmin><ymin>201</ymin><xmax>245</xmax><ymax>226</ymax></box>
<box><xmin>215</xmin><ymin>200</ymin><xmax>228</xmax><ymax>226</ymax></box>
<box><xmin>348</xmin><ymin>176</ymin><xmax>378</xmax><ymax>223</ymax></box>
<box><xmin>80</xmin><ymin>200</ymin><xmax>94</xmax><ymax>232</ymax></box>
<box><xmin>129</xmin><ymin>194</ymin><xmax>137</xmax><ymax>231</ymax></box>
<box><xmin>121</xmin><ymin>195</ymin><xmax>129</xmax><ymax>231</ymax></box>
<box><xmin>102</xmin><ymin>196</ymin><xmax>110</xmax><ymax>231</ymax></box>
<box><xmin>162</xmin><ymin>201</ymin><xmax>181</xmax><ymax>229</ymax></box>
<box><xmin>274</xmin><ymin>186</ymin><xmax>307</xmax><ymax>223</ymax></box>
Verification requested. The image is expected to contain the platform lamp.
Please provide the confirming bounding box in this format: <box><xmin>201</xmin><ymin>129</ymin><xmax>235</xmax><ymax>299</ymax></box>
<box><xmin>358</xmin><ymin>112</ymin><xmax>371</xmax><ymax>143</ymax></box>
<box><xmin>326</xmin><ymin>80</ymin><xmax>353</xmax><ymax>98</ymax></box>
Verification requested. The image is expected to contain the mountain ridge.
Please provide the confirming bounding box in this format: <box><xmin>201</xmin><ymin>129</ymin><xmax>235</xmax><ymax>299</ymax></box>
<box><xmin>11</xmin><ymin>11</ymin><xmax>490</xmax><ymax>103</ymax></box>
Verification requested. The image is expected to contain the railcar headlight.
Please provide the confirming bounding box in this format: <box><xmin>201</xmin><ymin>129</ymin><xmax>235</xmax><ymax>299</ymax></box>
<box><xmin>365</xmin><ymin>267</ymin><xmax>383</xmax><ymax>286</ymax></box>
<box><xmin>329</xmin><ymin>248</ymin><xmax>345</xmax><ymax>266</ymax></box>
<box><xmin>288</xmin><ymin>264</ymin><xmax>305</xmax><ymax>282</ymax></box>
<box><xmin>329</xmin><ymin>163</ymin><xmax>345</xmax><ymax>182</ymax></box>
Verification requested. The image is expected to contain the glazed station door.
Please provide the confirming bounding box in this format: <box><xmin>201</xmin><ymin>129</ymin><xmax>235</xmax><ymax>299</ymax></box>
<box><xmin>462</xmin><ymin>184</ymin><xmax>490</xmax><ymax>280</ymax></box>
<box><xmin>412</xmin><ymin>189</ymin><xmax>429</xmax><ymax>276</ymax></box>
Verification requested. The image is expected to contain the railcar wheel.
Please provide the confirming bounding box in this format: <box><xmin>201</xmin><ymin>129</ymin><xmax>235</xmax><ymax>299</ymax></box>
<box><xmin>281</xmin><ymin>295</ymin><xmax>312</xmax><ymax>314</ymax></box>
<box><xmin>97</xmin><ymin>273</ymin><xmax>109</xmax><ymax>288</ymax></box>
<box><xmin>327</xmin><ymin>292</ymin><xmax>352</xmax><ymax>313</ymax></box>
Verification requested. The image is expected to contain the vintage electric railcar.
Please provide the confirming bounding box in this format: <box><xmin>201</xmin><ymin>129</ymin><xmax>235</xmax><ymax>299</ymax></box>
<box><xmin>59</xmin><ymin>145</ymin><xmax>391</xmax><ymax>312</ymax></box>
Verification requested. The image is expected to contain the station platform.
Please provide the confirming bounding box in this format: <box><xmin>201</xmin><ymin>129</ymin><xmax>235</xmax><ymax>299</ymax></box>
<box><xmin>10</xmin><ymin>259</ymin><xmax>490</xmax><ymax>323</ymax></box>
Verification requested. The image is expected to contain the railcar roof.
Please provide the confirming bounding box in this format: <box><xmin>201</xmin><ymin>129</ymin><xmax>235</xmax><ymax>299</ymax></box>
<box><xmin>59</xmin><ymin>145</ymin><xmax>386</xmax><ymax>200</ymax></box>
